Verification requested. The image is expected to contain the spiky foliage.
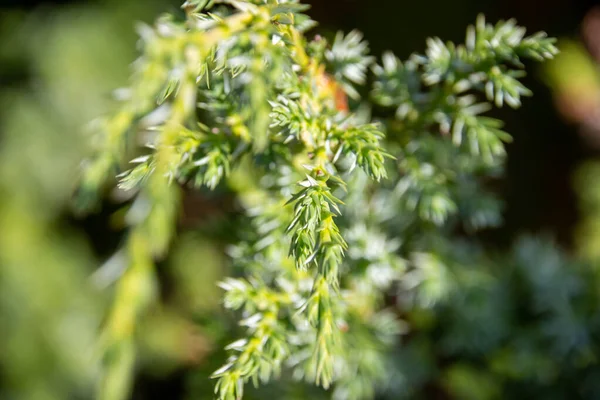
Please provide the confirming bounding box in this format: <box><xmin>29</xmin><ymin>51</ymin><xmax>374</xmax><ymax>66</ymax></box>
<box><xmin>77</xmin><ymin>2</ymin><xmax>557</xmax><ymax>400</ymax></box>
<box><xmin>372</xmin><ymin>15</ymin><xmax>558</xmax><ymax>228</ymax></box>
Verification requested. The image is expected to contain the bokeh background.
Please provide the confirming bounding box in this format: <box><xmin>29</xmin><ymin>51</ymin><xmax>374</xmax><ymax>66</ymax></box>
<box><xmin>3</xmin><ymin>0</ymin><xmax>600</xmax><ymax>399</ymax></box>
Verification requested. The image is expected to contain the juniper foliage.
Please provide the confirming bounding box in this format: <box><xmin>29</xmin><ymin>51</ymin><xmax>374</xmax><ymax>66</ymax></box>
<box><xmin>77</xmin><ymin>2</ymin><xmax>557</xmax><ymax>399</ymax></box>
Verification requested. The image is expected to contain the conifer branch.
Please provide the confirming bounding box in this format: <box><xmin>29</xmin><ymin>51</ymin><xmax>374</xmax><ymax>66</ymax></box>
<box><xmin>77</xmin><ymin>2</ymin><xmax>558</xmax><ymax>399</ymax></box>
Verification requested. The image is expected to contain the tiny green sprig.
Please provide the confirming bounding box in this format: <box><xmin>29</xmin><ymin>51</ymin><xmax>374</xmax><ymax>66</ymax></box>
<box><xmin>212</xmin><ymin>278</ymin><xmax>292</xmax><ymax>400</ymax></box>
<box><xmin>373</xmin><ymin>14</ymin><xmax>558</xmax><ymax>164</ymax></box>
<box><xmin>287</xmin><ymin>173</ymin><xmax>346</xmax><ymax>274</ymax></box>
<box><xmin>372</xmin><ymin>15</ymin><xmax>557</xmax><ymax>228</ymax></box>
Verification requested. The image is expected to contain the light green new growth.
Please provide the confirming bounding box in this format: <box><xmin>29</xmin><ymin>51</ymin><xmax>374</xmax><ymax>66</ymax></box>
<box><xmin>79</xmin><ymin>1</ymin><xmax>557</xmax><ymax>399</ymax></box>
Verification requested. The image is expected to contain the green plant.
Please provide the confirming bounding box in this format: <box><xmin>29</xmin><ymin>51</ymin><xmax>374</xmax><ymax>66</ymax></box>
<box><xmin>77</xmin><ymin>1</ymin><xmax>557</xmax><ymax>399</ymax></box>
<box><xmin>0</xmin><ymin>2</ymin><xmax>166</xmax><ymax>398</ymax></box>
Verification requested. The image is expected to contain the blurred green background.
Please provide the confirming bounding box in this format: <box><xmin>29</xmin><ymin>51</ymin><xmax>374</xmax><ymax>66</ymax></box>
<box><xmin>3</xmin><ymin>0</ymin><xmax>600</xmax><ymax>399</ymax></box>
